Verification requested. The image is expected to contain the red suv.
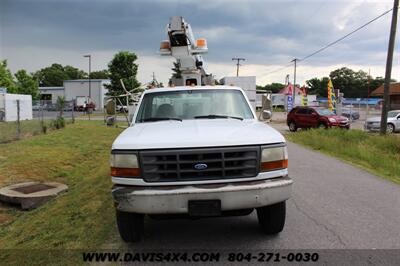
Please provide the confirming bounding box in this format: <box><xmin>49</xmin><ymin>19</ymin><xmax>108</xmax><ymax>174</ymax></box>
<box><xmin>287</xmin><ymin>107</ymin><xmax>350</xmax><ymax>132</ymax></box>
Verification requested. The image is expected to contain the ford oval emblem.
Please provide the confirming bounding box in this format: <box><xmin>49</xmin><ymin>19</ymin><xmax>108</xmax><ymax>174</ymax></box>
<box><xmin>194</xmin><ymin>163</ymin><xmax>208</xmax><ymax>170</ymax></box>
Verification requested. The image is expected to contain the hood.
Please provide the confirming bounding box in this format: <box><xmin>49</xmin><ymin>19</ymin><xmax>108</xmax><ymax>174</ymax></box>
<box><xmin>366</xmin><ymin>116</ymin><xmax>381</xmax><ymax>122</ymax></box>
<box><xmin>326</xmin><ymin>115</ymin><xmax>348</xmax><ymax>122</ymax></box>
<box><xmin>112</xmin><ymin>119</ymin><xmax>285</xmax><ymax>150</ymax></box>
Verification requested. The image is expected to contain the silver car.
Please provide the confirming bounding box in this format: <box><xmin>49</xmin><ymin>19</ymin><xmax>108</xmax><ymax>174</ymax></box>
<box><xmin>364</xmin><ymin>110</ymin><xmax>400</xmax><ymax>133</ymax></box>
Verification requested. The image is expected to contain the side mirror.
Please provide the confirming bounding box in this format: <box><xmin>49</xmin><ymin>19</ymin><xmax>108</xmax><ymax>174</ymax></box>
<box><xmin>263</xmin><ymin>110</ymin><xmax>272</xmax><ymax>120</ymax></box>
<box><xmin>311</xmin><ymin>113</ymin><xmax>317</xmax><ymax>117</ymax></box>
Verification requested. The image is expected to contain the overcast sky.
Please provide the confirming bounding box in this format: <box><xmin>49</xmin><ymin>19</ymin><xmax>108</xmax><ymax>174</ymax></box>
<box><xmin>1</xmin><ymin>0</ymin><xmax>399</xmax><ymax>85</ymax></box>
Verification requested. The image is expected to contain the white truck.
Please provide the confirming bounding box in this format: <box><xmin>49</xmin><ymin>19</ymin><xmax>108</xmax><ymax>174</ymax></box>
<box><xmin>110</xmin><ymin>16</ymin><xmax>292</xmax><ymax>242</ymax></box>
<box><xmin>111</xmin><ymin>86</ymin><xmax>292</xmax><ymax>242</ymax></box>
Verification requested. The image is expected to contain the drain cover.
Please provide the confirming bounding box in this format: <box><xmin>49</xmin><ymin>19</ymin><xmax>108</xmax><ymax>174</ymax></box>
<box><xmin>12</xmin><ymin>184</ymin><xmax>56</xmax><ymax>194</ymax></box>
<box><xmin>0</xmin><ymin>182</ymin><xmax>68</xmax><ymax>210</ymax></box>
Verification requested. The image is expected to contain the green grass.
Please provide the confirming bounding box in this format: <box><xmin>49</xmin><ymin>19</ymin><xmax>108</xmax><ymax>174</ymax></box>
<box><xmin>286</xmin><ymin>129</ymin><xmax>400</xmax><ymax>184</ymax></box>
<box><xmin>0</xmin><ymin>121</ymin><xmax>123</xmax><ymax>264</ymax></box>
<box><xmin>0</xmin><ymin>118</ymin><xmax>74</xmax><ymax>143</ymax></box>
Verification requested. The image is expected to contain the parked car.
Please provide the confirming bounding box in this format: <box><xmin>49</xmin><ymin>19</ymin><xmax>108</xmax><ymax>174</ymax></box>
<box><xmin>341</xmin><ymin>108</ymin><xmax>360</xmax><ymax>120</ymax></box>
<box><xmin>364</xmin><ymin>110</ymin><xmax>400</xmax><ymax>133</ymax></box>
<box><xmin>287</xmin><ymin>106</ymin><xmax>350</xmax><ymax>132</ymax></box>
<box><xmin>32</xmin><ymin>103</ymin><xmax>41</xmax><ymax>111</ymax></box>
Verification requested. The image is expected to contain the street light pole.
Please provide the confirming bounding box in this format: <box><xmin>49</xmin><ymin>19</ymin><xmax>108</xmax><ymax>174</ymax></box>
<box><xmin>84</xmin><ymin>54</ymin><xmax>91</xmax><ymax>120</ymax></box>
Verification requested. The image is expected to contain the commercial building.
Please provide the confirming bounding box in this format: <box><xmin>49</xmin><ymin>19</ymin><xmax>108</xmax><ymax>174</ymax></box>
<box><xmin>371</xmin><ymin>83</ymin><xmax>400</xmax><ymax>110</ymax></box>
<box><xmin>39</xmin><ymin>79</ymin><xmax>110</xmax><ymax>110</ymax></box>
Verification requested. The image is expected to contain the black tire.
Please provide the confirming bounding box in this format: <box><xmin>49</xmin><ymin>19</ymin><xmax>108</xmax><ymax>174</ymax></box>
<box><xmin>256</xmin><ymin>201</ymin><xmax>286</xmax><ymax>234</ymax></box>
<box><xmin>318</xmin><ymin>123</ymin><xmax>327</xmax><ymax>129</ymax></box>
<box><xmin>116</xmin><ymin>210</ymin><xmax>144</xmax><ymax>242</ymax></box>
<box><xmin>288</xmin><ymin>121</ymin><xmax>297</xmax><ymax>132</ymax></box>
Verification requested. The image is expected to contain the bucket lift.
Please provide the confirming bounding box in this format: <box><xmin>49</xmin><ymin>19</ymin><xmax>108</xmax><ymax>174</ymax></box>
<box><xmin>160</xmin><ymin>16</ymin><xmax>214</xmax><ymax>86</ymax></box>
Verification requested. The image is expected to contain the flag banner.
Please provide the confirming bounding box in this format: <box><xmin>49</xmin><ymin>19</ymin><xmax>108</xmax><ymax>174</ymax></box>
<box><xmin>327</xmin><ymin>79</ymin><xmax>336</xmax><ymax>114</ymax></box>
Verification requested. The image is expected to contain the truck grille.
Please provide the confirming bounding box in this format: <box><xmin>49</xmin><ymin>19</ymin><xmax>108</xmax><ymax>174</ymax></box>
<box><xmin>139</xmin><ymin>146</ymin><xmax>260</xmax><ymax>182</ymax></box>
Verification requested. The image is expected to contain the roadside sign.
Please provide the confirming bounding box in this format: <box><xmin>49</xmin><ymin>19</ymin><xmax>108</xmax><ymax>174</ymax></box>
<box><xmin>287</xmin><ymin>95</ymin><xmax>293</xmax><ymax>112</ymax></box>
<box><xmin>0</xmin><ymin>87</ymin><xmax>7</xmax><ymax>94</ymax></box>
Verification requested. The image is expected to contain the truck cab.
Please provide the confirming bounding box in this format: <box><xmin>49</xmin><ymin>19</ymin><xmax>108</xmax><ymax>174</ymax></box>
<box><xmin>111</xmin><ymin>86</ymin><xmax>293</xmax><ymax>242</ymax></box>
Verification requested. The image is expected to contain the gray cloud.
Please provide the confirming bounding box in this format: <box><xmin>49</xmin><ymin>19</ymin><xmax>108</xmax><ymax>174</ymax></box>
<box><xmin>0</xmin><ymin>0</ymin><xmax>397</xmax><ymax>84</ymax></box>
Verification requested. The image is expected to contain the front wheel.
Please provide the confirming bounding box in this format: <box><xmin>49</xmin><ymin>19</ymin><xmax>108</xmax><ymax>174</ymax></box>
<box><xmin>116</xmin><ymin>210</ymin><xmax>144</xmax><ymax>242</ymax></box>
<box><xmin>387</xmin><ymin>123</ymin><xmax>395</xmax><ymax>134</ymax></box>
<box><xmin>256</xmin><ymin>201</ymin><xmax>286</xmax><ymax>234</ymax></box>
<box><xmin>288</xmin><ymin>121</ymin><xmax>297</xmax><ymax>132</ymax></box>
<box><xmin>318</xmin><ymin>123</ymin><xmax>327</xmax><ymax>129</ymax></box>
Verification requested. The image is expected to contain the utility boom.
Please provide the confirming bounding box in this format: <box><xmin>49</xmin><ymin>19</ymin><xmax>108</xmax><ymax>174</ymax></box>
<box><xmin>160</xmin><ymin>16</ymin><xmax>214</xmax><ymax>86</ymax></box>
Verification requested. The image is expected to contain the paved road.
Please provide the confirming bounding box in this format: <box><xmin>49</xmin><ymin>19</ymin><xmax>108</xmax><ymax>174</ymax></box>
<box><xmin>115</xmin><ymin>141</ymin><xmax>399</xmax><ymax>252</ymax></box>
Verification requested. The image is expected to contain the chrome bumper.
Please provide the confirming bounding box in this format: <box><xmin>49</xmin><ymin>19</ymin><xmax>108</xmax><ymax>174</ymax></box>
<box><xmin>112</xmin><ymin>176</ymin><xmax>293</xmax><ymax>214</ymax></box>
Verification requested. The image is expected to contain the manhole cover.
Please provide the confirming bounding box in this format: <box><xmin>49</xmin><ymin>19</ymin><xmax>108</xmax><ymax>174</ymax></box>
<box><xmin>0</xmin><ymin>182</ymin><xmax>68</xmax><ymax>210</ymax></box>
<box><xmin>12</xmin><ymin>184</ymin><xmax>56</xmax><ymax>194</ymax></box>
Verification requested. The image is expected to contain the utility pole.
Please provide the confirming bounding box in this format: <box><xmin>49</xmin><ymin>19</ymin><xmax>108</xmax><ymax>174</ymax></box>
<box><xmin>232</xmin><ymin>58</ymin><xmax>245</xmax><ymax>76</ymax></box>
<box><xmin>292</xmin><ymin>58</ymin><xmax>298</xmax><ymax>105</ymax></box>
<box><xmin>380</xmin><ymin>0</ymin><xmax>398</xmax><ymax>135</ymax></box>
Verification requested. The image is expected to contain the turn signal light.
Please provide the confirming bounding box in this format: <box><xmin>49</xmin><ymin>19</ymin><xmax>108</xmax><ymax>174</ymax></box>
<box><xmin>261</xmin><ymin>159</ymin><xmax>288</xmax><ymax>171</ymax></box>
<box><xmin>111</xmin><ymin>167</ymin><xmax>141</xmax><ymax>177</ymax></box>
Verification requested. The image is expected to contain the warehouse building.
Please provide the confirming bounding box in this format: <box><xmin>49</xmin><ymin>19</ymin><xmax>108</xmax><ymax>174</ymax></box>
<box><xmin>39</xmin><ymin>79</ymin><xmax>110</xmax><ymax>110</ymax></box>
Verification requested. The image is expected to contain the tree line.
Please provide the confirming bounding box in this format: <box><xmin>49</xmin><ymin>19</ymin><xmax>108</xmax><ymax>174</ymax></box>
<box><xmin>0</xmin><ymin>51</ymin><xmax>141</xmax><ymax>101</ymax></box>
<box><xmin>257</xmin><ymin>67</ymin><xmax>391</xmax><ymax>98</ymax></box>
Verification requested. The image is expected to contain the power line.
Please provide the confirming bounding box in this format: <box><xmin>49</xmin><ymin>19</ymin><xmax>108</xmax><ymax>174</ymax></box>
<box><xmin>299</xmin><ymin>8</ymin><xmax>393</xmax><ymax>62</ymax></box>
<box><xmin>261</xmin><ymin>63</ymin><xmax>293</xmax><ymax>76</ymax></box>
<box><xmin>262</xmin><ymin>7</ymin><xmax>394</xmax><ymax>77</ymax></box>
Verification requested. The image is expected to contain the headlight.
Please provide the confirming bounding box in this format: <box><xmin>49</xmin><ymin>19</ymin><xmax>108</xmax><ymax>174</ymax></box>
<box><xmin>328</xmin><ymin>117</ymin><xmax>336</xmax><ymax>123</ymax></box>
<box><xmin>110</xmin><ymin>153</ymin><xmax>140</xmax><ymax>177</ymax></box>
<box><xmin>261</xmin><ymin>146</ymin><xmax>288</xmax><ymax>172</ymax></box>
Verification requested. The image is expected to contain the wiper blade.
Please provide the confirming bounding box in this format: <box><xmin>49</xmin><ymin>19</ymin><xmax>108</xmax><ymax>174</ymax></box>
<box><xmin>194</xmin><ymin>114</ymin><xmax>243</xmax><ymax>120</ymax></box>
<box><xmin>142</xmin><ymin>117</ymin><xmax>182</xmax><ymax>122</ymax></box>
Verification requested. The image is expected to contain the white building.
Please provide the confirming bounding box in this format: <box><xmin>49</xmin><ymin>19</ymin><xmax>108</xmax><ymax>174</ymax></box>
<box><xmin>0</xmin><ymin>93</ymin><xmax>33</xmax><ymax>122</ymax></box>
<box><xmin>39</xmin><ymin>79</ymin><xmax>110</xmax><ymax>110</ymax></box>
<box><xmin>219</xmin><ymin>76</ymin><xmax>256</xmax><ymax>110</ymax></box>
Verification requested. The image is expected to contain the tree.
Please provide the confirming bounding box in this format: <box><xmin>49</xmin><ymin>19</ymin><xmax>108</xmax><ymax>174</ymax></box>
<box><xmin>89</xmin><ymin>70</ymin><xmax>110</xmax><ymax>79</ymax></box>
<box><xmin>63</xmin><ymin>65</ymin><xmax>86</xmax><ymax>80</ymax></box>
<box><xmin>56</xmin><ymin>96</ymin><xmax>66</xmax><ymax>118</ymax></box>
<box><xmin>33</xmin><ymin>64</ymin><xmax>87</xmax><ymax>86</ymax></box>
<box><xmin>256</xmin><ymin>83</ymin><xmax>285</xmax><ymax>93</ymax></box>
<box><xmin>0</xmin><ymin>60</ymin><xmax>17</xmax><ymax>93</ymax></box>
<box><xmin>171</xmin><ymin>61</ymin><xmax>182</xmax><ymax>78</ymax></box>
<box><xmin>14</xmin><ymin>70</ymin><xmax>39</xmax><ymax>99</ymax></box>
<box><xmin>306</xmin><ymin>77</ymin><xmax>329</xmax><ymax>97</ymax></box>
<box><xmin>106</xmin><ymin>51</ymin><xmax>141</xmax><ymax>103</ymax></box>
<box><xmin>329</xmin><ymin>67</ymin><xmax>370</xmax><ymax>98</ymax></box>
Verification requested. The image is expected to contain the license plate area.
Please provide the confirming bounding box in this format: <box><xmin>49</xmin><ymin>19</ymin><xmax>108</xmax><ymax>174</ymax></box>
<box><xmin>188</xmin><ymin>200</ymin><xmax>221</xmax><ymax>217</ymax></box>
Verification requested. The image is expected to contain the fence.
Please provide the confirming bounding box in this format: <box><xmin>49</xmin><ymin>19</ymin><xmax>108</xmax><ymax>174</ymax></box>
<box><xmin>0</xmin><ymin>100</ymin><xmax>76</xmax><ymax>143</ymax></box>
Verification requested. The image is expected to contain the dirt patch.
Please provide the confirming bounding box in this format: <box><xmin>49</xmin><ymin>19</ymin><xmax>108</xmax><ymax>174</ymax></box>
<box><xmin>0</xmin><ymin>213</ymin><xmax>14</xmax><ymax>224</ymax></box>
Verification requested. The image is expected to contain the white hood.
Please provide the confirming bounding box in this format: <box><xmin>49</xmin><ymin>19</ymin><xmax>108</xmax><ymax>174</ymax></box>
<box><xmin>366</xmin><ymin>116</ymin><xmax>381</xmax><ymax>122</ymax></box>
<box><xmin>112</xmin><ymin>120</ymin><xmax>285</xmax><ymax>150</ymax></box>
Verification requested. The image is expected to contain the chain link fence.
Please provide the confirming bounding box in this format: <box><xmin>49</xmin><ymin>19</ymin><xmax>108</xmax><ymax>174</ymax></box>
<box><xmin>0</xmin><ymin>100</ymin><xmax>76</xmax><ymax>143</ymax></box>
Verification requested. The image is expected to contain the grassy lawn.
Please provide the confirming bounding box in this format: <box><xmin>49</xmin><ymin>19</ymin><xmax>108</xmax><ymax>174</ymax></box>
<box><xmin>0</xmin><ymin>121</ymin><xmax>123</xmax><ymax>264</ymax></box>
<box><xmin>286</xmin><ymin>129</ymin><xmax>400</xmax><ymax>184</ymax></box>
<box><xmin>0</xmin><ymin>119</ymin><xmax>74</xmax><ymax>143</ymax></box>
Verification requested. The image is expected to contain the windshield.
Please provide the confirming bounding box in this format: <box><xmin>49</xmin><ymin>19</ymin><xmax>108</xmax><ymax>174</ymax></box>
<box><xmin>315</xmin><ymin>109</ymin><xmax>335</xmax><ymax>116</ymax></box>
<box><xmin>135</xmin><ymin>89</ymin><xmax>254</xmax><ymax>123</ymax></box>
<box><xmin>388</xmin><ymin>111</ymin><xmax>400</xmax><ymax>118</ymax></box>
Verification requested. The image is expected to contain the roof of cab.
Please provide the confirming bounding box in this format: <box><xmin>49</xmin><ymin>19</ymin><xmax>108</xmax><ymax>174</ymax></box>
<box><xmin>142</xmin><ymin>85</ymin><xmax>243</xmax><ymax>94</ymax></box>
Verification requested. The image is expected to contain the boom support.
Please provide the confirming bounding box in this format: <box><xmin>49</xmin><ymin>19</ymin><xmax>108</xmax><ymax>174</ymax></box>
<box><xmin>160</xmin><ymin>16</ymin><xmax>214</xmax><ymax>86</ymax></box>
